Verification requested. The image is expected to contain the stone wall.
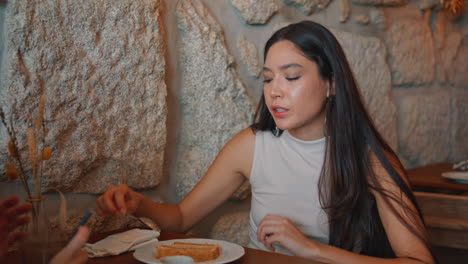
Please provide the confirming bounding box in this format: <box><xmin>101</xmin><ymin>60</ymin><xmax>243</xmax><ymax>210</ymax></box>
<box><xmin>0</xmin><ymin>0</ymin><xmax>466</xmax><ymax>238</ymax></box>
<box><xmin>0</xmin><ymin>0</ymin><xmax>167</xmax><ymax>193</ymax></box>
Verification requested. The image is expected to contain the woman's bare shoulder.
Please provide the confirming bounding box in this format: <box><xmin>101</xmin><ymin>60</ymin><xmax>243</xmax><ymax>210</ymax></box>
<box><xmin>235</xmin><ymin>127</ymin><xmax>256</xmax><ymax>141</ymax></box>
<box><xmin>220</xmin><ymin>127</ymin><xmax>256</xmax><ymax>178</ymax></box>
<box><xmin>223</xmin><ymin>127</ymin><xmax>256</xmax><ymax>149</ymax></box>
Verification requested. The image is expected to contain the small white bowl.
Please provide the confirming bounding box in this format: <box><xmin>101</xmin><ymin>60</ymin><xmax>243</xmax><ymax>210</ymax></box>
<box><xmin>160</xmin><ymin>255</ymin><xmax>194</xmax><ymax>263</ymax></box>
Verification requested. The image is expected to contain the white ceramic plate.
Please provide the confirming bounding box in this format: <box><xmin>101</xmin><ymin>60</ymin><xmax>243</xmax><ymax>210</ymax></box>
<box><xmin>442</xmin><ymin>171</ymin><xmax>468</xmax><ymax>184</ymax></box>
<box><xmin>133</xmin><ymin>238</ymin><xmax>245</xmax><ymax>264</ymax></box>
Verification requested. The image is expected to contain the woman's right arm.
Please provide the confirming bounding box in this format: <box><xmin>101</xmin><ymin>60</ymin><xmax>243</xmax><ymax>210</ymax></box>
<box><xmin>96</xmin><ymin>128</ymin><xmax>255</xmax><ymax>233</ymax></box>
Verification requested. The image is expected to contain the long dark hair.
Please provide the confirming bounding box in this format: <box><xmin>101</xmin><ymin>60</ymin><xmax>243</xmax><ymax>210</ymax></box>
<box><xmin>251</xmin><ymin>21</ymin><xmax>435</xmax><ymax>260</ymax></box>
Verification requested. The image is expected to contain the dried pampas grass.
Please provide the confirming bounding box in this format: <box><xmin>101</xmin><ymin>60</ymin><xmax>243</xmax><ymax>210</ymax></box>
<box><xmin>8</xmin><ymin>141</ymin><xmax>17</xmax><ymax>157</ymax></box>
<box><xmin>27</xmin><ymin>128</ymin><xmax>41</xmax><ymax>196</ymax></box>
<box><xmin>1</xmin><ymin>107</ymin><xmax>32</xmax><ymax>199</ymax></box>
<box><xmin>35</xmin><ymin>94</ymin><xmax>46</xmax><ymax>132</ymax></box>
<box><xmin>1</xmin><ymin>88</ymin><xmax>52</xmax><ymax>200</ymax></box>
<box><xmin>27</xmin><ymin>128</ymin><xmax>38</xmax><ymax>175</ymax></box>
<box><xmin>57</xmin><ymin>189</ymin><xmax>68</xmax><ymax>231</ymax></box>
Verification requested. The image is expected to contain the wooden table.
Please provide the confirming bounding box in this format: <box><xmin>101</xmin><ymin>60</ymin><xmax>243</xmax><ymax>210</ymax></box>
<box><xmin>407</xmin><ymin>163</ymin><xmax>468</xmax><ymax>249</ymax></box>
<box><xmin>5</xmin><ymin>230</ymin><xmax>322</xmax><ymax>264</ymax></box>
<box><xmin>407</xmin><ymin>163</ymin><xmax>468</xmax><ymax>193</ymax></box>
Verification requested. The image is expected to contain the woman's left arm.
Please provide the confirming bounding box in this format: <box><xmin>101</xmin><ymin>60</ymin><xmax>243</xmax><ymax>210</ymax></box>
<box><xmin>257</xmin><ymin>214</ymin><xmax>432</xmax><ymax>264</ymax></box>
<box><xmin>257</xmin><ymin>153</ymin><xmax>435</xmax><ymax>264</ymax></box>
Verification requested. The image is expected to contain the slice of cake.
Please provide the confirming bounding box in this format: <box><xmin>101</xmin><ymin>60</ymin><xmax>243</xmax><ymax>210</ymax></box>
<box><xmin>156</xmin><ymin>241</ymin><xmax>220</xmax><ymax>262</ymax></box>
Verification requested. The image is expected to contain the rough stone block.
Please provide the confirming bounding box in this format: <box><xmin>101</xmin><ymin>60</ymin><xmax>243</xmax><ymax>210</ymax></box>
<box><xmin>333</xmin><ymin>30</ymin><xmax>398</xmax><ymax>150</ymax></box>
<box><xmin>351</xmin><ymin>0</ymin><xmax>407</xmax><ymax>6</ymax></box>
<box><xmin>237</xmin><ymin>36</ymin><xmax>261</xmax><ymax>77</ymax></box>
<box><xmin>451</xmin><ymin>95</ymin><xmax>468</xmax><ymax>162</ymax></box>
<box><xmin>284</xmin><ymin>0</ymin><xmax>332</xmax><ymax>15</ymax></box>
<box><xmin>230</xmin><ymin>0</ymin><xmax>278</xmax><ymax>25</ymax></box>
<box><xmin>384</xmin><ymin>18</ymin><xmax>435</xmax><ymax>85</ymax></box>
<box><xmin>175</xmin><ymin>0</ymin><xmax>255</xmax><ymax>201</ymax></box>
<box><xmin>0</xmin><ymin>0</ymin><xmax>167</xmax><ymax>193</ymax></box>
<box><xmin>418</xmin><ymin>0</ymin><xmax>441</xmax><ymax>10</ymax></box>
<box><xmin>339</xmin><ymin>0</ymin><xmax>350</xmax><ymax>23</ymax></box>
<box><xmin>448</xmin><ymin>41</ymin><xmax>468</xmax><ymax>88</ymax></box>
<box><xmin>395</xmin><ymin>93</ymin><xmax>451</xmax><ymax>167</ymax></box>
<box><xmin>433</xmin><ymin>11</ymin><xmax>463</xmax><ymax>85</ymax></box>
<box><xmin>369</xmin><ymin>9</ymin><xmax>386</xmax><ymax>30</ymax></box>
<box><xmin>355</xmin><ymin>15</ymin><xmax>370</xmax><ymax>25</ymax></box>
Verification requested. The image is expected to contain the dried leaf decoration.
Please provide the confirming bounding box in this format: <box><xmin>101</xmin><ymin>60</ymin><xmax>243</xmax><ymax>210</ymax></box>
<box><xmin>440</xmin><ymin>0</ymin><xmax>464</xmax><ymax>16</ymax></box>
<box><xmin>5</xmin><ymin>162</ymin><xmax>19</xmax><ymax>180</ymax></box>
<box><xmin>5</xmin><ymin>162</ymin><xmax>15</xmax><ymax>170</ymax></box>
<box><xmin>42</xmin><ymin>147</ymin><xmax>53</xmax><ymax>161</ymax></box>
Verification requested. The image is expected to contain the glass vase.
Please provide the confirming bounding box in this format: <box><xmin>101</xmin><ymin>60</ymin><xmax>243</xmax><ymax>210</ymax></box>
<box><xmin>19</xmin><ymin>196</ymin><xmax>63</xmax><ymax>264</ymax></box>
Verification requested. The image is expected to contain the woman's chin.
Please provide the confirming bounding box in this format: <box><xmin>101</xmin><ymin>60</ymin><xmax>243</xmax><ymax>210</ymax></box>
<box><xmin>273</xmin><ymin>119</ymin><xmax>293</xmax><ymax>131</ymax></box>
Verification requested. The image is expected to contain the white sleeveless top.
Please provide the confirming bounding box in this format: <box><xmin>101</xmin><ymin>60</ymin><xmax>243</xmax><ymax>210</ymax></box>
<box><xmin>248</xmin><ymin>130</ymin><xmax>329</xmax><ymax>255</ymax></box>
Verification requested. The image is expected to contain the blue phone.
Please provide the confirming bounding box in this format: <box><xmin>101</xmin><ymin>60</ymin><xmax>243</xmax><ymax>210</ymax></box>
<box><xmin>67</xmin><ymin>211</ymin><xmax>92</xmax><ymax>241</ymax></box>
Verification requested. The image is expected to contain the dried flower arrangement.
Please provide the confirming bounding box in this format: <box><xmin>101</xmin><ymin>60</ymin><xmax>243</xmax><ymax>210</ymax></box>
<box><xmin>1</xmin><ymin>92</ymin><xmax>70</xmax><ymax>263</ymax></box>
<box><xmin>1</xmin><ymin>93</ymin><xmax>52</xmax><ymax>201</ymax></box>
<box><xmin>2</xmin><ymin>95</ymin><xmax>75</xmax><ymax>264</ymax></box>
<box><xmin>441</xmin><ymin>0</ymin><xmax>464</xmax><ymax>16</ymax></box>
<box><xmin>2</xmin><ymin>93</ymin><xmax>69</xmax><ymax>227</ymax></box>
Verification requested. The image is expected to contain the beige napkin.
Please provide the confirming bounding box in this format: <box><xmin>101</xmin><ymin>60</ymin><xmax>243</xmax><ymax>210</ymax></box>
<box><xmin>83</xmin><ymin>228</ymin><xmax>160</xmax><ymax>258</ymax></box>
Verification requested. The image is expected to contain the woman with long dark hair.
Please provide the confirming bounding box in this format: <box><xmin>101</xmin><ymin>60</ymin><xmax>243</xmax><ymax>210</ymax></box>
<box><xmin>97</xmin><ymin>21</ymin><xmax>436</xmax><ymax>263</ymax></box>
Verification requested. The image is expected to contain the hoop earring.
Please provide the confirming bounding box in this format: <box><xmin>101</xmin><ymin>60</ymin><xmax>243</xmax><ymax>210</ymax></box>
<box><xmin>274</xmin><ymin>126</ymin><xmax>280</xmax><ymax>136</ymax></box>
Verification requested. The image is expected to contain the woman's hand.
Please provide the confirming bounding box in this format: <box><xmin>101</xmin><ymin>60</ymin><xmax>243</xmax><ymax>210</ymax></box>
<box><xmin>49</xmin><ymin>226</ymin><xmax>90</xmax><ymax>264</ymax></box>
<box><xmin>0</xmin><ymin>196</ymin><xmax>32</xmax><ymax>257</ymax></box>
<box><xmin>96</xmin><ymin>184</ymin><xmax>142</xmax><ymax>216</ymax></box>
<box><xmin>257</xmin><ymin>214</ymin><xmax>320</xmax><ymax>259</ymax></box>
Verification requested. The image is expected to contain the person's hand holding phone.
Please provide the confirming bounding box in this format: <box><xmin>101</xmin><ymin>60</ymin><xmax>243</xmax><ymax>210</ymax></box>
<box><xmin>49</xmin><ymin>226</ymin><xmax>90</xmax><ymax>264</ymax></box>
